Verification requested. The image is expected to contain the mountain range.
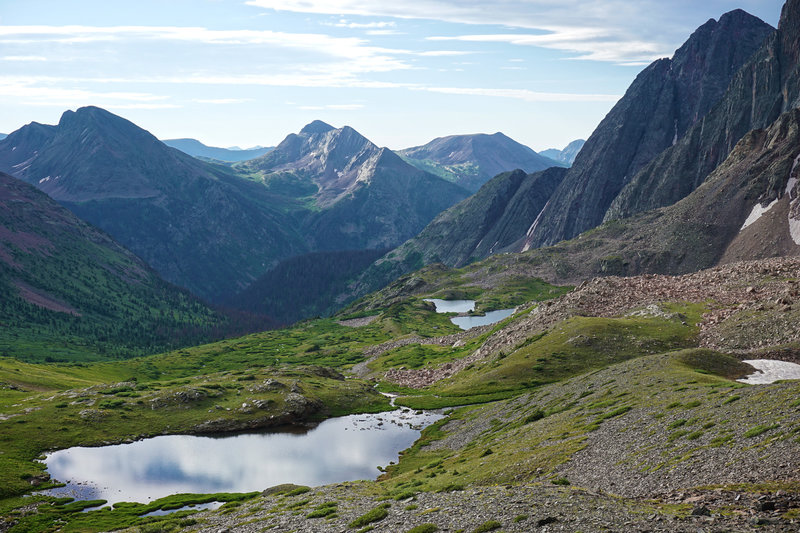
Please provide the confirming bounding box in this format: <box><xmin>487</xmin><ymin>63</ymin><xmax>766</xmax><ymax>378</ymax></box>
<box><xmin>0</xmin><ymin>113</ymin><xmax>467</xmax><ymax>304</ymax></box>
<box><xmin>162</xmin><ymin>138</ymin><xmax>273</xmax><ymax>162</ymax></box>
<box><xmin>538</xmin><ymin>139</ymin><xmax>584</xmax><ymax>166</ymax></box>
<box><xmin>0</xmin><ymin>107</ymin><xmax>306</xmax><ymax>302</ymax></box>
<box><xmin>236</xmin><ymin>120</ymin><xmax>469</xmax><ymax>252</ymax></box>
<box><xmin>5</xmin><ymin>2</ymin><xmax>800</xmax><ymax>530</ymax></box>
<box><xmin>397</xmin><ymin>132</ymin><xmax>564</xmax><ymax>192</ymax></box>
<box><xmin>354</xmin><ymin>8</ymin><xmax>783</xmax><ymax>296</ymax></box>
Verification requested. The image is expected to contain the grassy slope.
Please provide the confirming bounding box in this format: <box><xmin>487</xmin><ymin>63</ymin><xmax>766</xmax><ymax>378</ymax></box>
<box><xmin>4</xmin><ymin>263</ymin><xmax>800</xmax><ymax>531</ymax></box>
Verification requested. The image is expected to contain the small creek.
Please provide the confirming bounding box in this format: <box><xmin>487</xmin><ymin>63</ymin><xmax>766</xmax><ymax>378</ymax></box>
<box><xmin>40</xmin><ymin>408</ymin><xmax>442</xmax><ymax>506</ymax></box>
<box><xmin>424</xmin><ymin>299</ymin><xmax>514</xmax><ymax>330</ymax></box>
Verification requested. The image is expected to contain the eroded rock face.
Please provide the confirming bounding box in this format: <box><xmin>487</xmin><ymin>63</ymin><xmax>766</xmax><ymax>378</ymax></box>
<box><xmin>608</xmin><ymin>0</ymin><xmax>800</xmax><ymax>221</ymax></box>
<box><xmin>524</xmin><ymin>9</ymin><xmax>775</xmax><ymax>250</ymax></box>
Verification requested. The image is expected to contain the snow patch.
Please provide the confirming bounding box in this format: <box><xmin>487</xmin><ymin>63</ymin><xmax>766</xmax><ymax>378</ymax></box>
<box><xmin>521</xmin><ymin>200</ymin><xmax>551</xmax><ymax>252</ymax></box>
<box><xmin>786</xmin><ymin>177</ymin><xmax>798</xmax><ymax>199</ymax></box>
<box><xmin>39</xmin><ymin>176</ymin><xmax>50</xmax><ymax>184</ymax></box>
<box><xmin>738</xmin><ymin>359</ymin><xmax>800</xmax><ymax>384</ymax></box>
<box><xmin>789</xmin><ymin>214</ymin><xmax>800</xmax><ymax>245</ymax></box>
<box><xmin>672</xmin><ymin>119</ymin><xmax>678</xmax><ymax>146</ymax></box>
<box><xmin>740</xmin><ymin>199</ymin><xmax>778</xmax><ymax>231</ymax></box>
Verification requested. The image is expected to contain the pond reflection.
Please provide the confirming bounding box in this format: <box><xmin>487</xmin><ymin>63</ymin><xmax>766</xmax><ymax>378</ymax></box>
<box><xmin>424</xmin><ymin>299</ymin><xmax>514</xmax><ymax>330</ymax></box>
<box><xmin>450</xmin><ymin>309</ymin><xmax>515</xmax><ymax>330</ymax></box>
<box><xmin>424</xmin><ymin>299</ymin><xmax>475</xmax><ymax>314</ymax></box>
<box><xmin>41</xmin><ymin>409</ymin><xmax>442</xmax><ymax>505</ymax></box>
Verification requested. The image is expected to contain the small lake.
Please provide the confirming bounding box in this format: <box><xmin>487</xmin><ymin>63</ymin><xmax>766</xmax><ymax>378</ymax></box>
<box><xmin>425</xmin><ymin>299</ymin><xmax>514</xmax><ymax>330</ymax></box>
<box><xmin>424</xmin><ymin>298</ymin><xmax>475</xmax><ymax>313</ymax></box>
<box><xmin>40</xmin><ymin>409</ymin><xmax>442</xmax><ymax>505</ymax></box>
<box><xmin>450</xmin><ymin>309</ymin><xmax>516</xmax><ymax>330</ymax></box>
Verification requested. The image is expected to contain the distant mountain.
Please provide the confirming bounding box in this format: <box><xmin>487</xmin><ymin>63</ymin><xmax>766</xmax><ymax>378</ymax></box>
<box><xmin>162</xmin><ymin>138</ymin><xmax>273</xmax><ymax>162</ymax></box>
<box><xmin>439</xmin><ymin>106</ymin><xmax>800</xmax><ymax>287</ymax></box>
<box><xmin>398</xmin><ymin>132</ymin><xmax>563</xmax><ymax>192</ymax></box>
<box><xmin>362</xmin><ymin>167</ymin><xmax>566</xmax><ymax>290</ymax></box>
<box><xmin>238</xmin><ymin>121</ymin><xmax>470</xmax><ymax>251</ymax></box>
<box><xmin>338</xmin><ymin>8</ymin><xmax>781</xmax><ymax>305</ymax></box>
<box><xmin>0</xmin><ymin>107</ymin><xmax>305</xmax><ymax>302</ymax></box>
<box><xmin>0</xmin><ymin>171</ymin><xmax>250</xmax><ymax>362</ymax></box>
<box><xmin>539</xmin><ymin>140</ymin><xmax>585</xmax><ymax>166</ymax></box>
<box><xmin>377</xmin><ymin>1</ymin><xmax>800</xmax><ymax>288</ymax></box>
<box><xmin>521</xmin><ymin>9</ymin><xmax>774</xmax><ymax>250</ymax></box>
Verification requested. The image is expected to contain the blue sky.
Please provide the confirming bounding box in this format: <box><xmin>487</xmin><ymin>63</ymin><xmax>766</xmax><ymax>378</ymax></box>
<box><xmin>0</xmin><ymin>0</ymin><xmax>783</xmax><ymax>151</ymax></box>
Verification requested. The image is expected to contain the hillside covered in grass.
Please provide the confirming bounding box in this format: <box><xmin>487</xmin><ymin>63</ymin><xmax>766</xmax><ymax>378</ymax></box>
<box><xmin>1</xmin><ymin>257</ymin><xmax>800</xmax><ymax>531</ymax></box>
<box><xmin>0</xmin><ymin>172</ymin><xmax>268</xmax><ymax>364</ymax></box>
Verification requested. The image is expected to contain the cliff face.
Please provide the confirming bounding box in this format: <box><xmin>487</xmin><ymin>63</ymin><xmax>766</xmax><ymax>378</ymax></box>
<box><xmin>607</xmin><ymin>0</ymin><xmax>800</xmax><ymax>221</ymax></box>
<box><xmin>522</xmin><ymin>10</ymin><xmax>774</xmax><ymax>249</ymax></box>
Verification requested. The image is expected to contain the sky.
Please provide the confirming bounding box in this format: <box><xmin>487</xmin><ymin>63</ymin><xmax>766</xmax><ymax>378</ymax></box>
<box><xmin>0</xmin><ymin>0</ymin><xmax>784</xmax><ymax>151</ymax></box>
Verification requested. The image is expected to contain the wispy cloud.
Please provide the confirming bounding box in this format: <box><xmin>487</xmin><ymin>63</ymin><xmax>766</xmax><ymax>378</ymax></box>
<box><xmin>297</xmin><ymin>103</ymin><xmax>365</xmax><ymax>110</ymax></box>
<box><xmin>192</xmin><ymin>98</ymin><xmax>253</xmax><ymax>104</ymax></box>
<box><xmin>416</xmin><ymin>50</ymin><xmax>474</xmax><ymax>57</ymax></box>
<box><xmin>244</xmin><ymin>0</ymin><xmax>695</xmax><ymax>63</ymax></box>
<box><xmin>329</xmin><ymin>19</ymin><xmax>396</xmax><ymax>29</ymax></box>
<box><xmin>417</xmin><ymin>86</ymin><xmax>620</xmax><ymax>103</ymax></box>
<box><xmin>2</xmin><ymin>55</ymin><xmax>48</xmax><ymax>62</ymax></box>
<box><xmin>428</xmin><ymin>29</ymin><xmax>665</xmax><ymax>63</ymax></box>
<box><xmin>0</xmin><ymin>78</ymin><xmax>174</xmax><ymax>108</ymax></box>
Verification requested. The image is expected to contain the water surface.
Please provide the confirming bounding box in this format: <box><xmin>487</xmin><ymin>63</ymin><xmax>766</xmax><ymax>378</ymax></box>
<box><xmin>425</xmin><ymin>298</ymin><xmax>515</xmax><ymax>330</ymax></box>
<box><xmin>41</xmin><ymin>409</ymin><xmax>442</xmax><ymax>505</ymax></box>
<box><xmin>424</xmin><ymin>298</ymin><xmax>475</xmax><ymax>314</ymax></box>
<box><xmin>450</xmin><ymin>309</ymin><xmax>515</xmax><ymax>330</ymax></box>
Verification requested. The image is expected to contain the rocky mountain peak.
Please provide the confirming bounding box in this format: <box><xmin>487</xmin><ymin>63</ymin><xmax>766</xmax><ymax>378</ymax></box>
<box><xmin>521</xmin><ymin>8</ymin><xmax>774</xmax><ymax>249</ymax></box>
<box><xmin>299</xmin><ymin>120</ymin><xmax>335</xmax><ymax>136</ymax></box>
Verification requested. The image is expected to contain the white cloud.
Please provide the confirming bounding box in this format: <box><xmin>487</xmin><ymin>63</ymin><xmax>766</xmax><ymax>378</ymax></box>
<box><xmin>298</xmin><ymin>103</ymin><xmax>364</xmax><ymax>110</ymax></box>
<box><xmin>417</xmin><ymin>50</ymin><xmax>474</xmax><ymax>57</ymax></box>
<box><xmin>330</xmin><ymin>19</ymin><xmax>396</xmax><ymax>29</ymax></box>
<box><xmin>192</xmin><ymin>98</ymin><xmax>253</xmax><ymax>104</ymax></box>
<box><xmin>428</xmin><ymin>30</ymin><xmax>666</xmax><ymax>63</ymax></box>
<box><xmin>417</xmin><ymin>86</ymin><xmax>620</xmax><ymax>103</ymax></box>
<box><xmin>0</xmin><ymin>25</ymin><xmax>415</xmax><ymax>83</ymax></box>
<box><xmin>366</xmin><ymin>30</ymin><xmax>405</xmax><ymax>36</ymax></box>
<box><xmin>0</xmin><ymin>78</ymin><xmax>173</xmax><ymax>108</ymax></box>
<box><xmin>244</xmin><ymin>0</ymin><xmax>702</xmax><ymax>63</ymax></box>
<box><xmin>2</xmin><ymin>55</ymin><xmax>47</xmax><ymax>61</ymax></box>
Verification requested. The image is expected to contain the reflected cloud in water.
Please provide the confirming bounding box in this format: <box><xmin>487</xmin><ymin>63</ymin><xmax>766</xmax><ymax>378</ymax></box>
<box><xmin>42</xmin><ymin>409</ymin><xmax>442</xmax><ymax>504</ymax></box>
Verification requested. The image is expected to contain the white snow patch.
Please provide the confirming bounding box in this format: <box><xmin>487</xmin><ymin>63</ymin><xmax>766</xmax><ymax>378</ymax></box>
<box><xmin>672</xmin><ymin>119</ymin><xmax>678</xmax><ymax>146</ymax></box>
<box><xmin>738</xmin><ymin>359</ymin><xmax>800</xmax><ymax>384</ymax></box>
<box><xmin>11</xmin><ymin>146</ymin><xmax>16</xmax><ymax>151</ymax></box>
<box><xmin>38</xmin><ymin>176</ymin><xmax>50</xmax><ymax>184</ymax></box>
<box><xmin>787</xmin><ymin>152</ymin><xmax>800</xmax><ymax>189</ymax></box>
<box><xmin>740</xmin><ymin>199</ymin><xmax>778</xmax><ymax>231</ymax></box>
<box><xmin>786</xmin><ymin>177</ymin><xmax>798</xmax><ymax>199</ymax></box>
<box><xmin>521</xmin><ymin>200</ymin><xmax>551</xmax><ymax>252</ymax></box>
<box><xmin>789</xmin><ymin>213</ymin><xmax>800</xmax><ymax>245</ymax></box>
